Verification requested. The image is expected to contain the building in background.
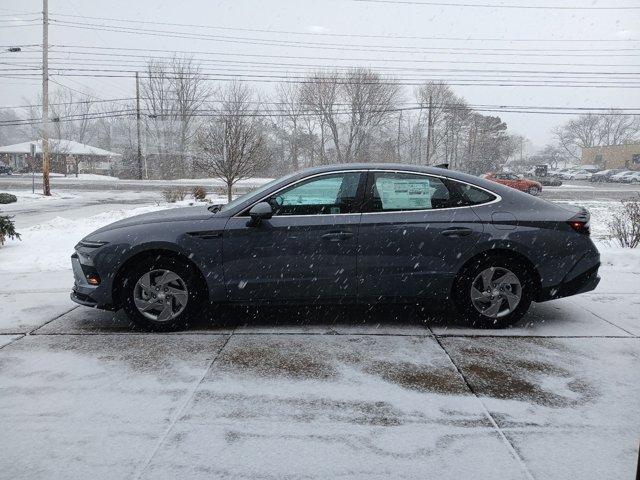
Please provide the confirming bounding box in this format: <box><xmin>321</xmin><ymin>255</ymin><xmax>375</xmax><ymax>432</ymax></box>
<box><xmin>581</xmin><ymin>143</ymin><xmax>640</xmax><ymax>171</ymax></box>
<box><xmin>0</xmin><ymin>139</ymin><xmax>121</xmax><ymax>176</ymax></box>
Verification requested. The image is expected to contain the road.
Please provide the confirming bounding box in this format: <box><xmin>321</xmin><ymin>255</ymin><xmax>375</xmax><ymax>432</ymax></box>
<box><xmin>2</xmin><ymin>174</ymin><xmax>639</xmax><ymax>201</ymax></box>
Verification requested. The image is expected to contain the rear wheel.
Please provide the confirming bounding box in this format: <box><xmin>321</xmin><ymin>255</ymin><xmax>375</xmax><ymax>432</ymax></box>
<box><xmin>527</xmin><ymin>186</ymin><xmax>540</xmax><ymax>196</ymax></box>
<box><xmin>453</xmin><ymin>255</ymin><xmax>534</xmax><ymax>328</ymax></box>
<box><xmin>120</xmin><ymin>256</ymin><xmax>206</xmax><ymax>331</ymax></box>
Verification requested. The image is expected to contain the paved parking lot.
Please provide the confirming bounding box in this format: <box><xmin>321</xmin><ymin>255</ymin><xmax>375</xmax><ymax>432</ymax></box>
<box><xmin>1</xmin><ymin>284</ymin><xmax>638</xmax><ymax>479</ymax></box>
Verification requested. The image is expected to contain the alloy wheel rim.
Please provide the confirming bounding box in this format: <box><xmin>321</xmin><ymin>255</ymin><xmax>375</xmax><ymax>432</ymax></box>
<box><xmin>133</xmin><ymin>269</ymin><xmax>189</xmax><ymax>322</ymax></box>
<box><xmin>470</xmin><ymin>266</ymin><xmax>522</xmax><ymax>318</ymax></box>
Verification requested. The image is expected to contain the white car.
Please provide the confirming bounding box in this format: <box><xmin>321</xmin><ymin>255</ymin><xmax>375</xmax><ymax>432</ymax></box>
<box><xmin>561</xmin><ymin>169</ymin><xmax>592</xmax><ymax>180</ymax></box>
<box><xmin>610</xmin><ymin>170</ymin><xmax>634</xmax><ymax>182</ymax></box>
<box><xmin>619</xmin><ymin>171</ymin><xmax>640</xmax><ymax>184</ymax></box>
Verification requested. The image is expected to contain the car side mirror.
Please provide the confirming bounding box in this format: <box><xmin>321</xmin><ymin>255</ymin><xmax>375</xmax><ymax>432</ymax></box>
<box><xmin>248</xmin><ymin>202</ymin><xmax>273</xmax><ymax>227</ymax></box>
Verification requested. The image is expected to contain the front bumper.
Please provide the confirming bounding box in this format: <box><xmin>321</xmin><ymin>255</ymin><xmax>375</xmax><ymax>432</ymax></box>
<box><xmin>70</xmin><ymin>253</ymin><xmax>114</xmax><ymax>310</ymax></box>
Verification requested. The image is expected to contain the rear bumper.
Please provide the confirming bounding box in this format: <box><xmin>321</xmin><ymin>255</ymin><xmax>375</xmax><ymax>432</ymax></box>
<box><xmin>536</xmin><ymin>262</ymin><xmax>600</xmax><ymax>302</ymax></box>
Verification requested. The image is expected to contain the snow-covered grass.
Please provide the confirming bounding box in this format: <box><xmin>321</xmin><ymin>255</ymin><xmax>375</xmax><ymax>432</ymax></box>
<box><xmin>0</xmin><ymin>204</ymin><xmax>176</xmax><ymax>273</ymax></box>
<box><xmin>1</xmin><ymin>190</ymin><xmax>81</xmax><ymax>204</ymax></box>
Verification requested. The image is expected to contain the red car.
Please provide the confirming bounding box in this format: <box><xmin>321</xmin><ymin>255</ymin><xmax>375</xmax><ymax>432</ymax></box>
<box><xmin>483</xmin><ymin>172</ymin><xmax>542</xmax><ymax>196</ymax></box>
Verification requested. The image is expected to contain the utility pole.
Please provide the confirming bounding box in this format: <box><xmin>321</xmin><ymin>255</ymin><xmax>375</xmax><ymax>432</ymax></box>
<box><xmin>425</xmin><ymin>94</ymin><xmax>433</xmax><ymax>165</ymax></box>
<box><xmin>397</xmin><ymin>111</ymin><xmax>402</xmax><ymax>162</ymax></box>
<box><xmin>41</xmin><ymin>0</ymin><xmax>51</xmax><ymax>196</ymax></box>
<box><xmin>135</xmin><ymin>72</ymin><xmax>143</xmax><ymax>180</ymax></box>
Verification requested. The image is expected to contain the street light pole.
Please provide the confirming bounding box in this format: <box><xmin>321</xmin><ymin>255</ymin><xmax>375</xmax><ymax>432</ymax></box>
<box><xmin>41</xmin><ymin>0</ymin><xmax>51</xmax><ymax>196</ymax></box>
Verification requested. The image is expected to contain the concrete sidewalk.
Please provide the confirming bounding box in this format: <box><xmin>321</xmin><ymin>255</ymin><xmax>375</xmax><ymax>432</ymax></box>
<box><xmin>0</xmin><ymin>286</ymin><xmax>638</xmax><ymax>480</ymax></box>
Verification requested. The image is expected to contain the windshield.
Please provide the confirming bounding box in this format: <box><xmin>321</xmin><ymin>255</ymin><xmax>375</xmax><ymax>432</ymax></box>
<box><xmin>219</xmin><ymin>173</ymin><xmax>297</xmax><ymax>212</ymax></box>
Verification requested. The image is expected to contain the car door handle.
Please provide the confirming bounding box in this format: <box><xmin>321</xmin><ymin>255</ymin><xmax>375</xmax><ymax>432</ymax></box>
<box><xmin>322</xmin><ymin>231</ymin><xmax>354</xmax><ymax>241</ymax></box>
<box><xmin>441</xmin><ymin>227</ymin><xmax>474</xmax><ymax>237</ymax></box>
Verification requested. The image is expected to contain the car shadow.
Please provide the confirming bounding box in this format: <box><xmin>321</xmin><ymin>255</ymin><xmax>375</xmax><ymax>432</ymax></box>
<box><xmin>42</xmin><ymin>303</ymin><xmax>457</xmax><ymax>334</ymax></box>
<box><xmin>43</xmin><ymin>299</ymin><xmax>594</xmax><ymax>335</ymax></box>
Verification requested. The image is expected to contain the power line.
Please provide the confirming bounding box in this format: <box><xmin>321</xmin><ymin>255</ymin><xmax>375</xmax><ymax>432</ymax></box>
<box><xmin>8</xmin><ymin>58</ymin><xmax>639</xmax><ymax>82</ymax></box>
<box><xmin>49</xmin><ymin>19</ymin><xmax>640</xmax><ymax>60</ymax></box>
<box><xmin>352</xmin><ymin>0</ymin><xmax>640</xmax><ymax>10</ymax></box>
<box><xmin>0</xmin><ymin>11</ymin><xmax>41</xmax><ymax>17</ymax></box>
<box><xmin>2</xmin><ymin>104</ymin><xmax>638</xmax><ymax>128</ymax></box>
<box><xmin>40</xmin><ymin>48</ymin><xmax>640</xmax><ymax>75</ymax></box>
<box><xmin>0</xmin><ymin>71</ymin><xmax>636</xmax><ymax>88</ymax></box>
<box><xmin>48</xmin><ymin>12</ymin><xmax>640</xmax><ymax>42</ymax></box>
<box><xmin>48</xmin><ymin>44</ymin><xmax>640</xmax><ymax>69</ymax></box>
<box><xmin>2</xmin><ymin>67</ymin><xmax>636</xmax><ymax>87</ymax></box>
<box><xmin>0</xmin><ymin>97</ymin><xmax>136</xmax><ymax>110</ymax></box>
<box><xmin>3</xmin><ymin>94</ymin><xmax>640</xmax><ymax>112</ymax></box>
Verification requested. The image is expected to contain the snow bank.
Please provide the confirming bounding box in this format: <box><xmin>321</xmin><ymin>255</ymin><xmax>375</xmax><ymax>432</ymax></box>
<box><xmin>0</xmin><ymin>204</ymin><xmax>176</xmax><ymax>273</ymax></box>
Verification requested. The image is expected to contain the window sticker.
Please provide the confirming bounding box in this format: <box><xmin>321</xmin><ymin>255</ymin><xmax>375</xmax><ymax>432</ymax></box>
<box><xmin>376</xmin><ymin>177</ymin><xmax>434</xmax><ymax>210</ymax></box>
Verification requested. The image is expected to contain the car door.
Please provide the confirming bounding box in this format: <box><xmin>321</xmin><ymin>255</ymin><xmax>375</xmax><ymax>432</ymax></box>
<box><xmin>223</xmin><ymin>171</ymin><xmax>366</xmax><ymax>302</ymax></box>
<box><xmin>357</xmin><ymin>171</ymin><xmax>486</xmax><ymax>301</ymax></box>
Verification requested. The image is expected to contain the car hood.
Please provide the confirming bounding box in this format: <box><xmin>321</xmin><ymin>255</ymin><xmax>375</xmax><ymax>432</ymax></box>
<box><xmin>89</xmin><ymin>206</ymin><xmax>214</xmax><ymax>235</ymax></box>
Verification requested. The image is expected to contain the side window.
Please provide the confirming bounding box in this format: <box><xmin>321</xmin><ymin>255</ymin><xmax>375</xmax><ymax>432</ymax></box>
<box><xmin>366</xmin><ymin>172</ymin><xmax>454</xmax><ymax>212</ymax></box>
<box><xmin>455</xmin><ymin>182</ymin><xmax>497</xmax><ymax>206</ymax></box>
<box><xmin>267</xmin><ymin>172</ymin><xmax>362</xmax><ymax>216</ymax></box>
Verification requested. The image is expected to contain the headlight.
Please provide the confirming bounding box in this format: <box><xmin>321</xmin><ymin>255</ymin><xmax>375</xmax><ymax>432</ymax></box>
<box><xmin>77</xmin><ymin>240</ymin><xmax>108</xmax><ymax>249</ymax></box>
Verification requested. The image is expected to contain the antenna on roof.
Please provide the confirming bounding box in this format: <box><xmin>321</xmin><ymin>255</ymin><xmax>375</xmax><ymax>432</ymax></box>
<box><xmin>434</xmin><ymin>163</ymin><xmax>449</xmax><ymax>169</ymax></box>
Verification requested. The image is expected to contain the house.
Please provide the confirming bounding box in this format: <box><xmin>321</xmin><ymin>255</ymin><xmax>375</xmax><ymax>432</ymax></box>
<box><xmin>581</xmin><ymin>143</ymin><xmax>640</xmax><ymax>171</ymax></box>
<box><xmin>0</xmin><ymin>139</ymin><xmax>121</xmax><ymax>175</ymax></box>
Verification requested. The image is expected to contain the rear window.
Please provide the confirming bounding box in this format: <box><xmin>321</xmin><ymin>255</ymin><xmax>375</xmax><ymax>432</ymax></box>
<box><xmin>367</xmin><ymin>172</ymin><xmax>455</xmax><ymax>212</ymax></box>
<box><xmin>454</xmin><ymin>182</ymin><xmax>497</xmax><ymax>206</ymax></box>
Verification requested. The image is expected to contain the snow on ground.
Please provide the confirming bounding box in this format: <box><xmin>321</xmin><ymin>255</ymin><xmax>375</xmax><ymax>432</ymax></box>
<box><xmin>0</xmin><ymin>199</ymin><xmax>218</xmax><ymax>273</ymax></box>
<box><xmin>10</xmin><ymin>173</ymin><xmax>120</xmax><ymax>181</ymax></box>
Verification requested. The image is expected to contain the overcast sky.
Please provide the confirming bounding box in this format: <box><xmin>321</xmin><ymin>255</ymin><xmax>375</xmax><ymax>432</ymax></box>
<box><xmin>1</xmin><ymin>0</ymin><xmax>639</xmax><ymax>149</ymax></box>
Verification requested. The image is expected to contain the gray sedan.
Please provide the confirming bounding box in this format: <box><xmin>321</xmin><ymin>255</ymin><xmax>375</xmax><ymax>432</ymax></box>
<box><xmin>71</xmin><ymin>164</ymin><xmax>600</xmax><ymax>331</ymax></box>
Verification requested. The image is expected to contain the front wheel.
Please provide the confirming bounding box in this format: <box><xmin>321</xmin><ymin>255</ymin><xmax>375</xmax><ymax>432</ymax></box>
<box><xmin>120</xmin><ymin>256</ymin><xmax>206</xmax><ymax>331</ymax></box>
<box><xmin>527</xmin><ymin>186</ymin><xmax>541</xmax><ymax>196</ymax></box>
<box><xmin>453</xmin><ymin>256</ymin><xmax>534</xmax><ymax>328</ymax></box>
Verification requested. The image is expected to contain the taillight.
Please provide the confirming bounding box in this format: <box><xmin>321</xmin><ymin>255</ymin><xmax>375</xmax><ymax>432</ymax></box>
<box><xmin>568</xmin><ymin>220</ymin><xmax>590</xmax><ymax>235</ymax></box>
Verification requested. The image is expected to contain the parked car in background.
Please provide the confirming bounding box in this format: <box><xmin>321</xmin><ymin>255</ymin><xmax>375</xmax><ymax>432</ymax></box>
<box><xmin>582</xmin><ymin>164</ymin><xmax>601</xmax><ymax>174</ymax></box>
<box><xmin>0</xmin><ymin>164</ymin><xmax>13</xmax><ymax>175</ymax></box>
<box><xmin>535</xmin><ymin>176</ymin><xmax>562</xmax><ymax>187</ymax></box>
<box><xmin>560</xmin><ymin>169</ymin><xmax>592</xmax><ymax>180</ymax></box>
<box><xmin>70</xmin><ymin>164</ymin><xmax>600</xmax><ymax>331</ymax></box>
<box><xmin>553</xmin><ymin>168</ymin><xmax>576</xmax><ymax>178</ymax></box>
<box><xmin>610</xmin><ymin>170</ymin><xmax>634</xmax><ymax>182</ymax></box>
<box><xmin>483</xmin><ymin>172</ymin><xmax>543</xmax><ymax>195</ymax></box>
<box><xmin>619</xmin><ymin>171</ymin><xmax>640</xmax><ymax>184</ymax></box>
<box><xmin>590</xmin><ymin>169</ymin><xmax>625</xmax><ymax>182</ymax></box>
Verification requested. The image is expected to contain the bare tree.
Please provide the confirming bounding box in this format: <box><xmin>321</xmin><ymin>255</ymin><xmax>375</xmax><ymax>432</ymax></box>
<box><xmin>142</xmin><ymin>56</ymin><xmax>209</xmax><ymax>179</ymax></box>
<box><xmin>170</xmin><ymin>57</ymin><xmax>210</xmax><ymax>177</ymax></box>
<box><xmin>554</xmin><ymin>111</ymin><xmax>640</xmax><ymax>160</ymax></box>
<box><xmin>276</xmin><ymin>82</ymin><xmax>304</xmax><ymax>170</ymax></box>
<box><xmin>195</xmin><ymin>81</ymin><xmax>268</xmax><ymax>201</ymax></box>
<box><xmin>415</xmin><ymin>82</ymin><xmax>457</xmax><ymax>164</ymax></box>
<box><xmin>301</xmin><ymin>68</ymin><xmax>400</xmax><ymax>163</ymax></box>
<box><xmin>22</xmin><ymin>89</ymin><xmax>96</xmax><ymax>175</ymax></box>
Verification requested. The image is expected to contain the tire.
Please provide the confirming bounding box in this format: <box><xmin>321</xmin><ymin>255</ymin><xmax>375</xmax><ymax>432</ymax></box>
<box><xmin>120</xmin><ymin>255</ymin><xmax>206</xmax><ymax>331</ymax></box>
<box><xmin>527</xmin><ymin>186</ymin><xmax>540</xmax><ymax>196</ymax></box>
<box><xmin>453</xmin><ymin>254</ymin><xmax>535</xmax><ymax>329</ymax></box>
